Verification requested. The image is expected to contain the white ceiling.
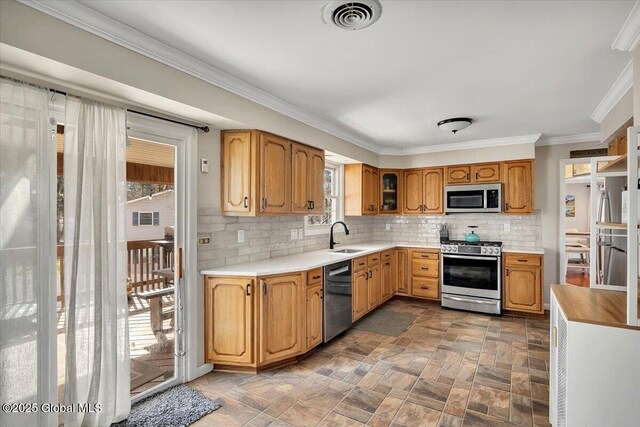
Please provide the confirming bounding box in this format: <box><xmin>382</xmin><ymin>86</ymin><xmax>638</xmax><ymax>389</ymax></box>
<box><xmin>73</xmin><ymin>1</ymin><xmax>634</xmax><ymax>151</ymax></box>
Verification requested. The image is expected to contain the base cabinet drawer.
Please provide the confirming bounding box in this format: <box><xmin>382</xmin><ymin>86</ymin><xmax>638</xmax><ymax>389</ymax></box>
<box><xmin>412</xmin><ymin>259</ymin><xmax>439</xmax><ymax>278</ymax></box>
<box><xmin>411</xmin><ymin>278</ymin><xmax>439</xmax><ymax>299</ymax></box>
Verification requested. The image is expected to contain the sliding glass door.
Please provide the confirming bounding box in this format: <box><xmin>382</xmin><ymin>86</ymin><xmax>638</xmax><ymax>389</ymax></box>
<box><xmin>125</xmin><ymin>113</ymin><xmax>188</xmax><ymax>401</ymax></box>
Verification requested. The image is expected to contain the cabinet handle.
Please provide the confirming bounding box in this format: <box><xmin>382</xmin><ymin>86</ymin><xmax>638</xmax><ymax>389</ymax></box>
<box><xmin>370</xmin><ymin>204</ymin><xmax>374</xmax><ymax>211</ymax></box>
<box><xmin>421</xmin><ymin>254</ymin><xmax>430</xmax><ymax>258</ymax></box>
<box><xmin>307</xmin><ymin>200</ymin><xmax>312</xmax><ymax>209</ymax></box>
<box><xmin>312</xmin><ymin>275</ymin><xmax>321</xmax><ymax>280</ymax></box>
<box><xmin>476</xmin><ymin>172</ymin><xmax>479</xmax><ymax>180</ymax></box>
<box><xmin>384</xmin><ymin>262</ymin><xmax>390</xmax><ymax>266</ymax></box>
<box><xmin>505</xmin><ymin>203</ymin><xmax>510</xmax><ymax>210</ymax></box>
<box><xmin>243</xmin><ymin>197</ymin><xmax>248</xmax><ymax>208</ymax></box>
<box><xmin>262</xmin><ymin>197</ymin><xmax>267</xmax><ymax>210</ymax></box>
<box><xmin>365</xmin><ymin>271</ymin><xmax>369</xmax><ymax>279</ymax></box>
<box><xmin>262</xmin><ymin>282</ymin><xmax>268</xmax><ymax>295</ymax></box>
<box><xmin>466</xmin><ymin>173</ymin><xmax>470</xmax><ymax>180</ymax></box>
<box><xmin>517</xmin><ymin>259</ymin><xmax>528</xmax><ymax>263</ymax></box>
<box><xmin>421</xmin><ymin>286</ymin><xmax>429</xmax><ymax>290</ymax></box>
<box><xmin>246</xmin><ymin>283</ymin><xmax>251</xmax><ymax>296</ymax></box>
<box><xmin>421</xmin><ymin>267</ymin><xmax>429</xmax><ymax>270</ymax></box>
<box><xmin>505</xmin><ymin>269</ymin><xmax>510</xmax><ymax>276</ymax></box>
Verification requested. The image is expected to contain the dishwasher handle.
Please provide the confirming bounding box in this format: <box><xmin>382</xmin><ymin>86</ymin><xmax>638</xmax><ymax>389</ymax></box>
<box><xmin>328</xmin><ymin>265</ymin><xmax>350</xmax><ymax>276</ymax></box>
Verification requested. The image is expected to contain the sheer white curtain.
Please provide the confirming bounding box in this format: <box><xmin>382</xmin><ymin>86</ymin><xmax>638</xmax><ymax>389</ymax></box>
<box><xmin>63</xmin><ymin>96</ymin><xmax>130</xmax><ymax>426</ymax></box>
<box><xmin>0</xmin><ymin>78</ymin><xmax>56</xmax><ymax>426</ymax></box>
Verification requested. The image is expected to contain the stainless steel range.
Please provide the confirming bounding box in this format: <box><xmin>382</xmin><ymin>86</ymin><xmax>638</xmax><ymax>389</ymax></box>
<box><xmin>440</xmin><ymin>240</ymin><xmax>502</xmax><ymax>315</ymax></box>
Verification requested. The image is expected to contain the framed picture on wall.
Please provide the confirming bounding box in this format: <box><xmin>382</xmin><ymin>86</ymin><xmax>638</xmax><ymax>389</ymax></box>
<box><xmin>565</xmin><ymin>195</ymin><xmax>576</xmax><ymax>217</ymax></box>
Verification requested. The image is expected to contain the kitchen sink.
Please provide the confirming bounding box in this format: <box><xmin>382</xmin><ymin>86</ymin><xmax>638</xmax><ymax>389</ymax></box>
<box><xmin>330</xmin><ymin>249</ymin><xmax>364</xmax><ymax>254</ymax></box>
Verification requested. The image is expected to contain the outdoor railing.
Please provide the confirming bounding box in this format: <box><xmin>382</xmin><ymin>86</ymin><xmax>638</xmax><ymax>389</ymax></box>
<box><xmin>55</xmin><ymin>239</ymin><xmax>174</xmax><ymax>304</ymax></box>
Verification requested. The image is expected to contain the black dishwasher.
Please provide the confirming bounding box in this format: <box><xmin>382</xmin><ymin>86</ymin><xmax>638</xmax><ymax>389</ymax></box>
<box><xmin>323</xmin><ymin>260</ymin><xmax>353</xmax><ymax>342</ymax></box>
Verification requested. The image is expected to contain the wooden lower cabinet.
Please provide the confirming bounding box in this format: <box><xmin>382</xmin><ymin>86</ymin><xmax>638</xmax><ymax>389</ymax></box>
<box><xmin>353</xmin><ymin>268</ymin><xmax>368</xmax><ymax>321</ymax></box>
<box><xmin>381</xmin><ymin>250</ymin><xmax>396</xmax><ymax>300</ymax></box>
<box><xmin>396</xmin><ymin>249</ymin><xmax>409</xmax><ymax>294</ymax></box>
<box><xmin>258</xmin><ymin>273</ymin><xmax>306</xmax><ymax>364</ymax></box>
<box><xmin>204</xmin><ymin>277</ymin><xmax>254</xmax><ymax>365</ymax></box>
<box><xmin>205</xmin><ymin>271</ymin><xmax>310</xmax><ymax>368</ymax></box>
<box><xmin>503</xmin><ymin>253</ymin><xmax>543</xmax><ymax>314</ymax></box>
<box><xmin>306</xmin><ymin>283</ymin><xmax>323</xmax><ymax>350</ymax></box>
<box><xmin>410</xmin><ymin>249</ymin><xmax>440</xmax><ymax>300</ymax></box>
<box><xmin>367</xmin><ymin>263</ymin><xmax>382</xmax><ymax>311</ymax></box>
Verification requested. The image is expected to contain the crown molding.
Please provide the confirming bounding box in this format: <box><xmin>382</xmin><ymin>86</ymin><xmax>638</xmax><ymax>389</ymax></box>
<box><xmin>379</xmin><ymin>133</ymin><xmax>542</xmax><ymax>156</ymax></box>
<box><xmin>18</xmin><ymin>0</ymin><xmax>381</xmax><ymax>153</ymax></box>
<box><xmin>612</xmin><ymin>1</ymin><xmax>640</xmax><ymax>51</ymax></box>
<box><xmin>590</xmin><ymin>59</ymin><xmax>633</xmax><ymax>123</ymax></box>
<box><xmin>536</xmin><ymin>132</ymin><xmax>600</xmax><ymax>147</ymax></box>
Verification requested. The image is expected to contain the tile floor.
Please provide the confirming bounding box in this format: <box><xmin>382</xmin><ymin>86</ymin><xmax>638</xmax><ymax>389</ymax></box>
<box><xmin>190</xmin><ymin>298</ymin><xmax>550</xmax><ymax>427</ymax></box>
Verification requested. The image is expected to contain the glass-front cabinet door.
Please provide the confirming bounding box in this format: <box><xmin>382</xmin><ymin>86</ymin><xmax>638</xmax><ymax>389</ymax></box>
<box><xmin>380</xmin><ymin>170</ymin><xmax>402</xmax><ymax>214</ymax></box>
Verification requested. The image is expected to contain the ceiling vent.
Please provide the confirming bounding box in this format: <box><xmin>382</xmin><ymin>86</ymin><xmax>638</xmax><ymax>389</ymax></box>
<box><xmin>322</xmin><ymin>1</ymin><xmax>382</xmax><ymax>31</ymax></box>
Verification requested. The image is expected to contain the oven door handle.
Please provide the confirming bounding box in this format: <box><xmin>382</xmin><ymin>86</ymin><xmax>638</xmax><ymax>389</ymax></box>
<box><xmin>442</xmin><ymin>295</ymin><xmax>498</xmax><ymax>305</ymax></box>
<box><xmin>442</xmin><ymin>254</ymin><xmax>498</xmax><ymax>261</ymax></box>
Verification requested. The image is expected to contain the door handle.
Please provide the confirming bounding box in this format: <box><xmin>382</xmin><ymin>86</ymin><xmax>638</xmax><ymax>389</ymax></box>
<box><xmin>246</xmin><ymin>283</ymin><xmax>251</xmax><ymax>296</ymax></box>
<box><xmin>243</xmin><ymin>196</ymin><xmax>248</xmax><ymax>208</ymax></box>
<box><xmin>177</xmin><ymin>247</ymin><xmax>183</xmax><ymax>279</ymax></box>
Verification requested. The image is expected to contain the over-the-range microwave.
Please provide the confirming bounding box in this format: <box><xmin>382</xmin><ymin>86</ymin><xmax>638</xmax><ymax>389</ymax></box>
<box><xmin>444</xmin><ymin>183</ymin><xmax>501</xmax><ymax>213</ymax></box>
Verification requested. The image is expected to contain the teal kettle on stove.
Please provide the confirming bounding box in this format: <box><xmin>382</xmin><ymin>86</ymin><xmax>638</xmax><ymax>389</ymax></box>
<box><xmin>464</xmin><ymin>226</ymin><xmax>481</xmax><ymax>243</ymax></box>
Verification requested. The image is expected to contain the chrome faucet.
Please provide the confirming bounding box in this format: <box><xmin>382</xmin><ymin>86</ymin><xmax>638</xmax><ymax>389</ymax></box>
<box><xmin>329</xmin><ymin>221</ymin><xmax>350</xmax><ymax>250</ymax></box>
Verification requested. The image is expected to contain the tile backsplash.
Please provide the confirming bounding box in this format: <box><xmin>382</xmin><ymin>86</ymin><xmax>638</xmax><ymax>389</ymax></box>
<box><xmin>197</xmin><ymin>208</ymin><xmax>541</xmax><ymax>270</ymax></box>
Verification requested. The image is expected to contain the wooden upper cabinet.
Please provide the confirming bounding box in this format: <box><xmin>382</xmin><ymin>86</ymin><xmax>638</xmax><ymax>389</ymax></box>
<box><xmin>258</xmin><ymin>273</ymin><xmax>305</xmax><ymax>364</ymax></box>
<box><xmin>259</xmin><ymin>133</ymin><xmax>291</xmax><ymax>214</ymax></box>
<box><xmin>423</xmin><ymin>168</ymin><xmax>444</xmax><ymax>214</ymax></box>
<box><xmin>403</xmin><ymin>169</ymin><xmax>424</xmax><ymax>214</ymax></box>
<box><xmin>503</xmin><ymin>160</ymin><xmax>534</xmax><ymax>214</ymax></box>
<box><xmin>204</xmin><ymin>277</ymin><xmax>254</xmax><ymax>365</ymax></box>
<box><xmin>380</xmin><ymin>170</ymin><xmax>403</xmax><ymax>214</ymax></box>
<box><xmin>345</xmin><ymin>164</ymin><xmax>379</xmax><ymax>215</ymax></box>
<box><xmin>221</xmin><ymin>131</ymin><xmax>255</xmax><ymax>215</ymax></box>
<box><xmin>403</xmin><ymin>168</ymin><xmax>443</xmax><ymax>214</ymax></box>
<box><xmin>310</xmin><ymin>149</ymin><xmax>325</xmax><ymax>214</ymax></box>
<box><xmin>291</xmin><ymin>144</ymin><xmax>324</xmax><ymax>214</ymax></box>
<box><xmin>291</xmin><ymin>143</ymin><xmax>311</xmax><ymax>214</ymax></box>
<box><xmin>471</xmin><ymin>163</ymin><xmax>501</xmax><ymax>183</ymax></box>
<box><xmin>446</xmin><ymin>165</ymin><xmax>471</xmax><ymax>184</ymax></box>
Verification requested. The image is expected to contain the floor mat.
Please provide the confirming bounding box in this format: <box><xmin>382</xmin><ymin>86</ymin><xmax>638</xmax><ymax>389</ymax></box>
<box><xmin>352</xmin><ymin>309</ymin><xmax>417</xmax><ymax>336</ymax></box>
<box><xmin>113</xmin><ymin>384</ymin><xmax>220</xmax><ymax>427</ymax></box>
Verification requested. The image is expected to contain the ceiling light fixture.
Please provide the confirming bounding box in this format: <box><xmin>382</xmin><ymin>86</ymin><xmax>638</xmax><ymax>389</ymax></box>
<box><xmin>322</xmin><ymin>0</ymin><xmax>382</xmax><ymax>31</ymax></box>
<box><xmin>437</xmin><ymin>117</ymin><xmax>473</xmax><ymax>134</ymax></box>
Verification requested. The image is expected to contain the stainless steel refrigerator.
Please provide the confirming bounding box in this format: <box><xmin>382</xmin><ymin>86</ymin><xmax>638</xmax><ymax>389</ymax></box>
<box><xmin>597</xmin><ymin>176</ymin><xmax>627</xmax><ymax>286</ymax></box>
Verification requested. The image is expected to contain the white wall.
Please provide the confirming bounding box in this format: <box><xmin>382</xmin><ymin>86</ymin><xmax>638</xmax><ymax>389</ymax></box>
<box><xmin>534</xmin><ymin>141</ymin><xmax>601</xmax><ymax>304</ymax></box>
<box><xmin>379</xmin><ymin>143</ymin><xmax>536</xmax><ymax>169</ymax></box>
<box><xmin>564</xmin><ymin>183</ymin><xmax>590</xmax><ymax>232</ymax></box>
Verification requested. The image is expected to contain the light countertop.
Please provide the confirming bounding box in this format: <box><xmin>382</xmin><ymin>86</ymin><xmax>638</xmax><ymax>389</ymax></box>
<box><xmin>503</xmin><ymin>247</ymin><xmax>545</xmax><ymax>255</ymax></box>
<box><xmin>200</xmin><ymin>241</ymin><xmax>544</xmax><ymax>277</ymax></box>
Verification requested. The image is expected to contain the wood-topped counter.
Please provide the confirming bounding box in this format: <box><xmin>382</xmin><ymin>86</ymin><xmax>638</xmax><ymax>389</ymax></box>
<box><xmin>551</xmin><ymin>284</ymin><xmax>640</xmax><ymax>331</ymax></box>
